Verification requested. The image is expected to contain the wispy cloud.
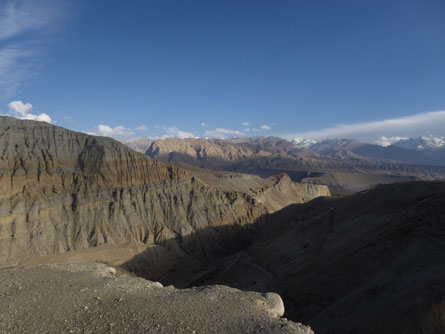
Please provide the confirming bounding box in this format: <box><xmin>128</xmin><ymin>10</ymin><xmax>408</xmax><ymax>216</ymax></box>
<box><xmin>242</xmin><ymin>121</ymin><xmax>250</xmax><ymax>126</ymax></box>
<box><xmin>0</xmin><ymin>0</ymin><xmax>67</xmax><ymax>97</ymax></box>
<box><xmin>285</xmin><ymin>110</ymin><xmax>445</xmax><ymax>143</ymax></box>
<box><xmin>200</xmin><ymin>122</ymin><xmax>208</xmax><ymax>127</ymax></box>
<box><xmin>204</xmin><ymin>128</ymin><xmax>244</xmax><ymax>139</ymax></box>
<box><xmin>2</xmin><ymin>100</ymin><xmax>52</xmax><ymax>122</ymax></box>
<box><xmin>88</xmin><ymin>125</ymin><xmax>135</xmax><ymax>137</ymax></box>
<box><xmin>0</xmin><ymin>1</ymin><xmax>56</xmax><ymax>40</ymax></box>
<box><xmin>136</xmin><ymin>125</ymin><xmax>148</xmax><ymax>131</ymax></box>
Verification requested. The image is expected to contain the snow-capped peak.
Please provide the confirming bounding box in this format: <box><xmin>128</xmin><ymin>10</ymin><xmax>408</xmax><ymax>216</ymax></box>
<box><xmin>392</xmin><ymin>135</ymin><xmax>445</xmax><ymax>151</ymax></box>
<box><xmin>375</xmin><ymin>136</ymin><xmax>409</xmax><ymax>147</ymax></box>
<box><xmin>292</xmin><ymin>137</ymin><xmax>317</xmax><ymax>148</ymax></box>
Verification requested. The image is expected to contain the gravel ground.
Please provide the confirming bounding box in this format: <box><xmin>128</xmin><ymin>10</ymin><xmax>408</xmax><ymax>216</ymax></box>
<box><xmin>0</xmin><ymin>262</ymin><xmax>313</xmax><ymax>334</ymax></box>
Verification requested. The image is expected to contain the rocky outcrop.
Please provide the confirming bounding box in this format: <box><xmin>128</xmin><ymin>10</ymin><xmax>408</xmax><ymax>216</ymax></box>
<box><xmin>0</xmin><ymin>116</ymin><xmax>328</xmax><ymax>268</ymax></box>
<box><xmin>170</xmin><ymin>164</ymin><xmax>331</xmax><ymax>213</ymax></box>
<box><xmin>0</xmin><ymin>262</ymin><xmax>314</xmax><ymax>334</ymax></box>
<box><xmin>251</xmin><ymin>173</ymin><xmax>331</xmax><ymax>212</ymax></box>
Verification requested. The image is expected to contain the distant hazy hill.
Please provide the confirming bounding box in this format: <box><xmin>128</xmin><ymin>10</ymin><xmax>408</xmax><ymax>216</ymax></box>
<box><xmin>120</xmin><ymin>136</ymin><xmax>154</xmax><ymax>153</ymax></box>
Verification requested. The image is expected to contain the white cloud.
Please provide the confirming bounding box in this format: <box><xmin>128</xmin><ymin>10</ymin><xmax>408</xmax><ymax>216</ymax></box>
<box><xmin>88</xmin><ymin>125</ymin><xmax>135</xmax><ymax>137</ymax></box>
<box><xmin>4</xmin><ymin>100</ymin><xmax>52</xmax><ymax>123</ymax></box>
<box><xmin>136</xmin><ymin>125</ymin><xmax>148</xmax><ymax>131</ymax></box>
<box><xmin>285</xmin><ymin>110</ymin><xmax>445</xmax><ymax>143</ymax></box>
<box><xmin>375</xmin><ymin>136</ymin><xmax>409</xmax><ymax>147</ymax></box>
<box><xmin>242</xmin><ymin>121</ymin><xmax>250</xmax><ymax>126</ymax></box>
<box><xmin>163</xmin><ymin>127</ymin><xmax>195</xmax><ymax>139</ymax></box>
<box><xmin>204</xmin><ymin>128</ymin><xmax>244</xmax><ymax>139</ymax></box>
<box><xmin>0</xmin><ymin>0</ymin><xmax>67</xmax><ymax>97</ymax></box>
<box><xmin>200</xmin><ymin>122</ymin><xmax>208</xmax><ymax>127</ymax></box>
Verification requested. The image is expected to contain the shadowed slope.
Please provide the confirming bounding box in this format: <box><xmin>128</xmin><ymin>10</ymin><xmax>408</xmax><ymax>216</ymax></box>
<box><xmin>160</xmin><ymin>181</ymin><xmax>445</xmax><ymax>333</ymax></box>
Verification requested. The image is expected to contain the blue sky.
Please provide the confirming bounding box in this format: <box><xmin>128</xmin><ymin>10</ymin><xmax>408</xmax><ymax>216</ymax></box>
<box><xmin>1</xmin><ymin>0</ymin><xmax>445</xmax><ymax>143</ymax></box>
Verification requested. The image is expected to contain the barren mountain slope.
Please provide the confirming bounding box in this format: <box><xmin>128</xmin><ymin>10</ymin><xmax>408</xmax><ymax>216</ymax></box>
<box><xmin>184</xmin><ymin>181</ymin><xmax>445</xmax><ymax>333</ymax></box>
<box><xmin>145</xmin><ymin>137</ymin><xmax>271</xmax><ymax>170</ymax></box>
<box><xmin>0</xmin><ymin>116</ymin><xmax>328</xmax><ymax>268</ymax></box>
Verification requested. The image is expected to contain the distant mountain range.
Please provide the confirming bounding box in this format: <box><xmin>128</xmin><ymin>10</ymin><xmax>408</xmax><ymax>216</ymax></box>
<box><xmin>122</xmin><ymin>135</ymin><xmax>445</xmax><ymax>164</ymax></box>
<box><xmin>122</xmin><ymin>135</ymin><xmax>445</xmax><ymax>194</ymax></box>
<box><xmin>292</xmin><ymin>135</ymin><xmax>445</xmax><ymax>152</ymax></box>
<box><xmin>299</xmin><ymin>136</ymin><xmax>445</xmax><ymax>166</ymax></box>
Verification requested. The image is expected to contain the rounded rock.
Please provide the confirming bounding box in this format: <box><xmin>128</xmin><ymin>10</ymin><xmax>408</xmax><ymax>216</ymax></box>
<box><xmin>261</xmin><ymin>292</ymin><xmax>285</xmax><ymax>318</ymax></box>
<box><xmin>103</xmin><ymin>267</ymin><xmax>117</xmax><ymax>276</ymax></box>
